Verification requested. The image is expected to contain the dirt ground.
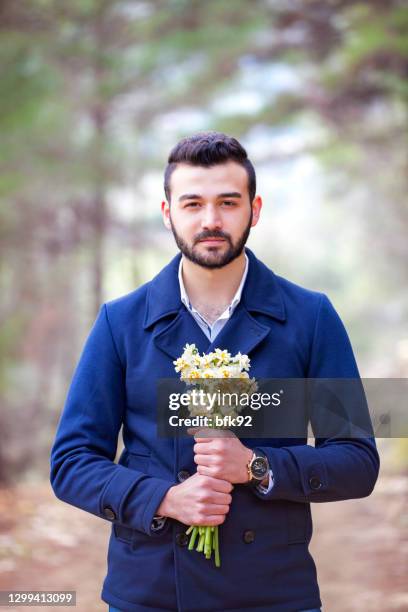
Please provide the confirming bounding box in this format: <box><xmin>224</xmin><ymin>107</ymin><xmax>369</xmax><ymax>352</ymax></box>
<box><xmin>0</xmin><ymin>471</ymin><xmax>407</xmax><ymax>612</ymax></box>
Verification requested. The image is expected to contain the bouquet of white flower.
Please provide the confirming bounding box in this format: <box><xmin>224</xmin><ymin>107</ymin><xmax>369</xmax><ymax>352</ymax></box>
<box><xmin>173</xmin><ymin>343</ymin><xmax>257</xmax><ymax>567</ymax></box>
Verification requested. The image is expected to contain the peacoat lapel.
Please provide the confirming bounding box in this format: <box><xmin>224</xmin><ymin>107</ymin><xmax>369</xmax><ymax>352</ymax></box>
<box><xmin>143</xmin><ymin>251</ymin><xmax>210</xmax><ymax>358</ymax></box>
<box><xmin>144</xmin><ymin>246</ymin><xmax>286</xmax><ymax>362</ymax></box>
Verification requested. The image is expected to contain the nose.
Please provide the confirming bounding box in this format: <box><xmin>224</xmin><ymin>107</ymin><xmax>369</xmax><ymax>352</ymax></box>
<box><xmin>201</xmin><ymin>204</ymin><xmax>222</xmax><ymax>231</ymax></box>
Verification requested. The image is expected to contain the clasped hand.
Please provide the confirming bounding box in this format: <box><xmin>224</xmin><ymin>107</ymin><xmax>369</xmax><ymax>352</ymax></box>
<box><xmin>156</xmin><ymin>428</ymin><xmax>253</xmax><ymax>525</ymax></box>
<box><xmin>190</xmin><ymin>427</ymin><xmax>252</xmax><ymax>485</ymax></box>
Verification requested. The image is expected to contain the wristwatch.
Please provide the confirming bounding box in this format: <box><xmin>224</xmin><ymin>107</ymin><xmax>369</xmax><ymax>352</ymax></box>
<box><xmin>246</xmin><ymin>449</ymin><xmax>269</xmax><ymax>485</ymax></box>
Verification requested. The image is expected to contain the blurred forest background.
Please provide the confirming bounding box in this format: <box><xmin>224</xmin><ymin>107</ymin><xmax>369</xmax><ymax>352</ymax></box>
<box><xmin>0</xmin><ymin>1</ymin><xmax>407</xmax><ymax>610</ymax></box>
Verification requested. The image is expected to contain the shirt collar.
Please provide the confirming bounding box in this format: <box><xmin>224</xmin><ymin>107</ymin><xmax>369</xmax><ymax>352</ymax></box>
<box><xmin>178</xmin><ymin>253</ymin><xmax>249</xmax><ymax>315</ymax></box>
<box><xmin>143</xmin><ymin>247</ymin><xmax>286</xmax><ymax>330</ymax></box>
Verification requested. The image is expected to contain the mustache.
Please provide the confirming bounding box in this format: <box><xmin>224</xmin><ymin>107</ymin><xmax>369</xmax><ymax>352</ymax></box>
<box><xmin>194</xmin><ymin>230</ymin><xmax>231</xmax><ymax>244</ymax></box>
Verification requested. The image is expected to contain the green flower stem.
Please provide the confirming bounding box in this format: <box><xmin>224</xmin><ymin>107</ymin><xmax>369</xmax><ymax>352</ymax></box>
<box><xmin>214</xmin><ymin>525</ymin><xmax>220</xmax><ymax>567</ymax></box>
<box><xmin>187</xmin><ymin>526</ymin><xmax>198</xmax><ymax>550</ymax></box>
<box><xmin>204</xmin><ymin>526</ymin><xmax>212</xmax><ymax>558</ymax></box>
<box><xmin>196</xmin><ymin>531</ymin><xmax>205</xmax><ymax>552</ymax></box>
<box><xmin>185</xmin><ymin>522</ymin><xmax>221</xmax><ymax>566</ymax></box>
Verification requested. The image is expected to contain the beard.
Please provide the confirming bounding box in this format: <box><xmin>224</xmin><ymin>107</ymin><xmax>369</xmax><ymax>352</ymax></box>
<box><xmin>169</xmin><ymin>209</ymin><xmax>253</xmax><ymax>269</ymax></box>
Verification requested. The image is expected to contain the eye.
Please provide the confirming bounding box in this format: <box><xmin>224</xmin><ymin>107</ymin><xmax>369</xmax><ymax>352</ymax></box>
<box><xmin>185</xmin><ymin>202</ymin><xmax>200</xmax><ymax>208</ymax></box>
<box><xmin>222</xmin><ymin>201</ymin><xmax>236</xmax><ymax>206</ymax></box>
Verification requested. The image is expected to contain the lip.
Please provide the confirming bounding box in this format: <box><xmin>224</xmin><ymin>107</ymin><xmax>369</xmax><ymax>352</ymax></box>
<box><xmin>199</xmin><ymin>238</ymin><xmax>225</xmax><ymax>244</ymax></box>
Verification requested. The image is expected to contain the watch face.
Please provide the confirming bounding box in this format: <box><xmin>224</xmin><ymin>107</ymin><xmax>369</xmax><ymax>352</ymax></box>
<box><xmin>251</xmin><ymin>456</ymin><xmax>268</xmax><ymax>478</ymax></box>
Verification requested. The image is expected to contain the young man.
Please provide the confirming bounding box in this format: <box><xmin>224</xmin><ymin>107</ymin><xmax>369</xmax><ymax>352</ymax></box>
<box><xmin>50</xmin><ymin>132</ymin><xmax>379</xmax><ymax>612</ymax></box>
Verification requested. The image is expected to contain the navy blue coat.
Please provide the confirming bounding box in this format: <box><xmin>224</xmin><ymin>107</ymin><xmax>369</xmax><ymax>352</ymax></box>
<box><xmin>50</xmin><ymin>247</ymin><xmax>379</xmax><ymax>612</ymax></box>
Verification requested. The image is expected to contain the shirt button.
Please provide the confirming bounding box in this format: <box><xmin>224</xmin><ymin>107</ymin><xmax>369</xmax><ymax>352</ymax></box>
<box><xmin>176</xmin><ymin>532</ymin><xmax>189</xmax><ymax>547</ymax></box>
<box><xmin>103</xmin><ymin>507</ymin><xmax>116</xmax><ymax>521</ymax></box>
<box><xmin>243</xmin><ymin>529</ymin><xmax>255</xmax><ymax>544</ymax></box>
<box><xmin>177</xmin><ymin>470</ymin><xmax>190</xmax><ymax>482</ymax></box>
<box><xmin>309</xmin><ymin>476</ymin><xmax>322</xmax><ymax>490</ymax></box>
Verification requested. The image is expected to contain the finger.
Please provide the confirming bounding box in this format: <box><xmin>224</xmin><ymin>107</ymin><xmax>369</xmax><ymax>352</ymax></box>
<box><xmin>197</xmin><ymin>465</ymin><xmax>218</xmax><ymax>478</ymax></box>
<box><xmin>194</xmin><ymin>435</ymin><xmax>214</xmax><ymax>443</ymax></box>
<box><xmin>197</xmin><ymin>465</ymin><xmax>229</xmax><ymax>482</ymax></box>
<box><xmin>203</xmin><ymin>503</ymin><xmax>230</xmax><ymax>515</ymax></box>
<box><xmin>194</xmin><ymin>442</ymin><xmax>215</xmax><ymax>455</ymax></box>
<box><xmin>194</xmin><ymin>454</ymin><xmax>214</xmax><ymax>467</ymax></box>
<box><xmin>207</xmin><ymin>491</ymin><xmax>232</xmax><ymax>505</ymax></box>
<box><xmin>188</xmin><ymin>427</ymin><xmax>216</xmax><ymax>436</ymax></box>
<box><xmin>199</xmin><ymin>473</ymin><xmax>233</xmax><ymax>489</ymax></box>
<box><xmin>193</xmin><ymin>427</ymin><xmax>214</xmax><ymax>440</ymax></box>
<box><xmin>197</xmin><ymin>428</ymin><xmax>234</xmax><ymax>439</ymax></box>
<box><xmin>196</xmin><ymin>515</ymin><xmax>225</xmax><ymax>526</ymax></box>
<box><xmin>210</xmin><ymin>477</ymin><xmax>234</xmax><ymax>493</ymax></box>
<box><xmin>211</xmin><ymin>428</ymin><xmax>235</xmax><ymax>438</ymax></box>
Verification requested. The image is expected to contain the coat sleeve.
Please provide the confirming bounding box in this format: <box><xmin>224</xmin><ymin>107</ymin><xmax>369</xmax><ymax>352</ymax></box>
<box><xmin>50</xmin><ymin>304</ymin><xmax>173</xmax><ymax>535</ymax></box>
<box><xmin>252</xmin><ymin>293</ymin><xmax>380</xmax><ymax>503</ymax></box>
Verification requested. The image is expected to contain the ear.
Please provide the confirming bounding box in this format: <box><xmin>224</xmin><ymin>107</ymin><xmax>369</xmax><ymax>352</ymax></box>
<box><xmin>161</xmin><ymin>200</ymin><xmax>172</xmax><ymax>230</ymax></box>
<box><xmin>250</xmin><ymin>196</ymin><xmax>262</xmax><ymax>227</ymax></box>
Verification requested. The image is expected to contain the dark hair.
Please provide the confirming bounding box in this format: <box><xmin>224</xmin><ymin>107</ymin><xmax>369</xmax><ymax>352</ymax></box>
<box><xmin>164</xmin><ymin>131</ymin><xmax>256</xmax><ymax>203</ymax></box>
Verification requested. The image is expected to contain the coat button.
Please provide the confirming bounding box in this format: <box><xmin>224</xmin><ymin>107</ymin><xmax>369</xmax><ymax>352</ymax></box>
<box><xmin>177</xmin><ymin>470</ymin><xmax>190</xmax><ymax>483</ymax></box>
<box><xmin>176</xmin><ymin>532</ymin><xmax>189</xmax><ymax>547</ymax></box>
<box><xmin>103</xmin><ymin>507</ymin><xmax>116</xmax><ymax>521</ymax></box>
<box><xmin>243</xmin><ymin>529</ymin><xmax>255</xmax><ymax>544</ymax></box>
<box><xmin>309</xmin><ymin>476</ymin><xmax>322</xmax><ymax>490</ymax></box>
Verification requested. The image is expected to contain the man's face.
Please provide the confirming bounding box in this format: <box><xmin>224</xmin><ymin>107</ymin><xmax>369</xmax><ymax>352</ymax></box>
<box><xmin>162</xmin><ymin>161</ymin><xmax>262</xmax><ymax>269</ymax></box>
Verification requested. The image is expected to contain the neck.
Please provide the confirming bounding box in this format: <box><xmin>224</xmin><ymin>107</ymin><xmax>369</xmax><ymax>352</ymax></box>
<box><xmin>181</xmin><ymin>252</ymin><xmax>246</xmax><ymax>308</ymax></box>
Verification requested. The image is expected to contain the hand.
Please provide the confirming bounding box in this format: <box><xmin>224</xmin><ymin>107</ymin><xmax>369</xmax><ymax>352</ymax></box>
<box><xmin>156</xmin><ymin>472</ymin><xmax>233</xmax><ymax>526</ymax></box>
<box><xmin>192</xmin><ymin>428</ymin><xmax>253</xmax><ymax>484</ymax></box>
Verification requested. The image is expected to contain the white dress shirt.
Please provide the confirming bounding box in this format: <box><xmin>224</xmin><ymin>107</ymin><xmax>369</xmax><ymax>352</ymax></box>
<box><xmin>178</xmin><ymin>253</ymin><xmax>249</xmax><ymax>342</ymax></box>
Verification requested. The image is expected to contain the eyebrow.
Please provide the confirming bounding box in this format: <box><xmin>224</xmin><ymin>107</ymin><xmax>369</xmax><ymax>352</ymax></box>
<box><xmin>178</xmin><ymin>192</ymin><xmax>242</xmax><ymax>202</ymax></box>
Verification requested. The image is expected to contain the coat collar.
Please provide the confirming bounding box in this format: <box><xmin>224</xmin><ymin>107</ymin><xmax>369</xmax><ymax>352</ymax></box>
<box><xmin>143</xmin><ymin>247</ymin><xmax>286</xmax><ymax>330</ymax></box>
<box><xmin>143</xmin><ymin>247</ymin><xmax>286</xmax><ymax>361</ymax></box>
